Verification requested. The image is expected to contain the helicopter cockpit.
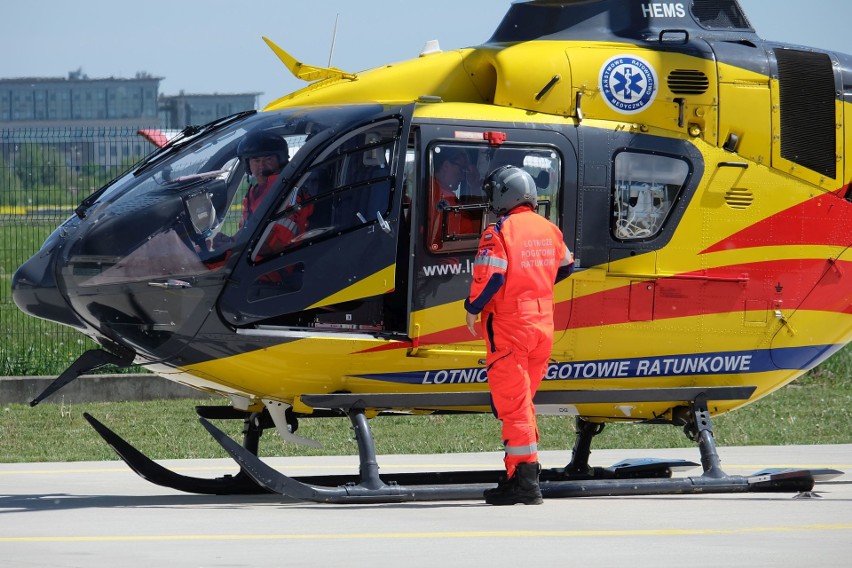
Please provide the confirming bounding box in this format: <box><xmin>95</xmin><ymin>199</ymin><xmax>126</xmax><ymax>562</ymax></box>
<box><xmin>59</xmin><ymin>105</ymin><xmax>400</xmax><ymax>291</ymax></box>
<box><xmin>15</xmin><ymin>104</ymin><xmax>411</xmax><ymax>361</ymax></box>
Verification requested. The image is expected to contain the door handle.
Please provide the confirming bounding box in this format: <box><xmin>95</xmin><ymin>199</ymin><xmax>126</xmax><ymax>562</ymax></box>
<box><xmin>148</xmin><ymin>279</ymin><xmax>192</xmax><ymax>289</ymax></box>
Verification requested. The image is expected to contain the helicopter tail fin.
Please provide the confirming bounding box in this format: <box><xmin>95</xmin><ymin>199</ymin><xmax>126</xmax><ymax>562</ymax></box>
<box><xmin>262</xmin><ymin>36</ymin><xmax>357</xmax><ymax>83</ymax></box>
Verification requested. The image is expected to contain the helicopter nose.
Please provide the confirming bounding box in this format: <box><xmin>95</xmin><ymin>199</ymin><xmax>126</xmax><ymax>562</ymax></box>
<box><xmin>12</xmin><ymin>251</ymin><xmax>86</xmax><ymax>329</ymax></box>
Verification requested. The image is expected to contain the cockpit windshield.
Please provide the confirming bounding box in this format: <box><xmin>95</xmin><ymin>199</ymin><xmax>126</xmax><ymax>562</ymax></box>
<box><xmin>61</xmin><ymin>104</ymin><xmax>387</xmax><ymax>288</ymax></box>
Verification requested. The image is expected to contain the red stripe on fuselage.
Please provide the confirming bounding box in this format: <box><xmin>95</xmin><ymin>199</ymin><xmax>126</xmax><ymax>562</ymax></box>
<box><xmin>358</xmin><ymin>257</ymin><xmax>851</xmax><ymax>354</ymax></box>
<box><xmin>702</xmin><ymin>189</ymin><xmax>852</xmax><ymax>254</ymax></box>
<box><xmin>560</xmin><ymin>258</ymin><xmax>850</xmax><ymax>331</ymax></box>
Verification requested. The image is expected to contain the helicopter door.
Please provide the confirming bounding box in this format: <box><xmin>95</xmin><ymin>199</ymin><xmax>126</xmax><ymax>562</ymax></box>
<box><xmin>409</xmin><ymin>125</ymin><xmax>577</xmax><ymax>349</ymax></box>
<box><xmin>219</xmin><ymin>111</ymin><xmax>412</xmax><ymax>331</ymax></box>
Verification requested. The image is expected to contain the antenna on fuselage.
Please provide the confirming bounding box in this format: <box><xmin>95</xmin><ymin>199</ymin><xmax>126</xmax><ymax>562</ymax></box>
<box><xmin>328</xmin><ymin>13</ymin><xmax>340</xmax><ymax>67</ymax></box>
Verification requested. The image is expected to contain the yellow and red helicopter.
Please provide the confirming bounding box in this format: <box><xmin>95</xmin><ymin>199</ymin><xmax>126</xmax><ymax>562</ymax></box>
<box><xmin>13</xmin><ymin>0</ymin><xmax>851</xmax><ymax>502</ymax></box>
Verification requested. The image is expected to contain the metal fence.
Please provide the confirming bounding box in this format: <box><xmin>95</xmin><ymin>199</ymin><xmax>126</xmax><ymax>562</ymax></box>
<box><xmin>1</xmin><ymin>127</ymin><xmax>156</xmax><ymax>376</ymax></box>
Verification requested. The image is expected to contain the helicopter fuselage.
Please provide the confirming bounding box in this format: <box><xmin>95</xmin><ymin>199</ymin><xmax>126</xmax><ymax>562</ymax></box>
<box><xmin>12</xmin><ymin>0</ymin><xmax>852</xmax><ymax>426</ymax></box>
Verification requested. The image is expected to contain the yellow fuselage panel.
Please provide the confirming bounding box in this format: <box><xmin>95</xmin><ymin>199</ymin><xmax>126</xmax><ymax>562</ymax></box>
<box><xmin>265</xmin><ymin>49</ymin><xmax>487</xmax><ymax>109</ymax></box>
<box><xmin>717</xmin><ymin>63</ymin><xmax>771</xmax><ymax>166</ymax></box>
<box><xmin>170</xmin><ymin>39</ymin><xmax>850</xmax><ymax>422</ymax></box>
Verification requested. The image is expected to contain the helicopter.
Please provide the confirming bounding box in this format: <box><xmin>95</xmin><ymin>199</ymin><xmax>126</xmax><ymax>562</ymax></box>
<box><xmin>12</xmin><ymin>0</ymin><xmax>851</xmax><ymax>503</ymax></box>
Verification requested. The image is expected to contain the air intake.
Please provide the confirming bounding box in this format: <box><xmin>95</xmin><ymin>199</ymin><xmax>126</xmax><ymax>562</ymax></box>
<box><xmin>668</xmin><ymin>70</ymin><xmax>710</xmax><ymax>94</ymax></box>
<box><xmin>775</xmin><ymin>49</ymin><xmax>836</xmax><ymax>178</ymax></box>
<box><xmin>724</xmin><ymin>187</ymin><xmax>754</xmax><ymax>210</ymax></box>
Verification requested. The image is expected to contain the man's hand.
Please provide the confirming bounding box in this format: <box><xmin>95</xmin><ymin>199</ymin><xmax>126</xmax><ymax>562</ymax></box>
<box><xmin>210</xmin><ymin>232</ymin><xmax>235</xmax><ymax>250</ymax></box>
<box><xmin>465</xmin><ymin>311</ymin><xmax>479</xmax><ymax>336</ymax></box>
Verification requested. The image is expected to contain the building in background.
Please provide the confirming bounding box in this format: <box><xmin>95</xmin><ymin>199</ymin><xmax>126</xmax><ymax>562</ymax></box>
<box><xmin>0</xmin><ymin>70</ymin><xmax>259</xmax><ymax>169</ymax></box>
<box><xmin>0</xmin><ymin>69</ymin><xmax>162</xmax><ymax>127</ymax></box>
<box><xmin>159</xmin><ymin>91</ymin><xmax>260</xmax><ymax>130</ymax></box>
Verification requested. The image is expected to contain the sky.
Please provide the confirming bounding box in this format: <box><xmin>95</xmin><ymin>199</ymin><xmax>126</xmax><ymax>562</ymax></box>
<box><xmin>1</xmin><ymin>0</ymin><xmax>850</xmax><ymax>109</ymax></box>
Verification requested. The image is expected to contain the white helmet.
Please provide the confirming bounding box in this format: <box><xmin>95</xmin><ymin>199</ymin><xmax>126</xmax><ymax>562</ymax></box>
<box><xmin>482</xmin><ymin>165</ymin><xmax>537</xmax><ymax>214</ymax></box>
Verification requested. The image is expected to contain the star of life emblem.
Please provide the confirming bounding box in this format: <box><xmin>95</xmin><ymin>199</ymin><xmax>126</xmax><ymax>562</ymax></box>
<box><xmin>599</xmin><ymin>54</ymin><xmax>658</xmax><ymax>114</ymax></box>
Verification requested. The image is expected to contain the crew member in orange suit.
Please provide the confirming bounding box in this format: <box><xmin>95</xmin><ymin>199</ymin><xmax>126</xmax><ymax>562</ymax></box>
<box><xmin>429</xmin><ymin>147</ymin><xmax>482</xmax><ymax>250</ymax></box>
<box><xmin>239</xmin><ymin>134</ymin><xmax>287</xmax><ymax>227</ymax></box>
<box><xmin>208</xmin><ymin>130</ymin><xmax>311</xmax><ymax>268</ymax></box>
<box><xmin>239</xmin><ymin>132</ymin><xmax>315</xmax><ymax>265</ymax></box>
<box><xmin>464</xmin><ymin>165</ymin><xmax>574</xmax><ymax>505</ymax></box>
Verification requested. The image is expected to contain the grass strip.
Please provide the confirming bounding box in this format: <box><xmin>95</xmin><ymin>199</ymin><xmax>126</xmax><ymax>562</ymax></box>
<box><xmin>2</xmin><ymin>355</ymin><xmax>848</xmax><ymax>463</ymax></box>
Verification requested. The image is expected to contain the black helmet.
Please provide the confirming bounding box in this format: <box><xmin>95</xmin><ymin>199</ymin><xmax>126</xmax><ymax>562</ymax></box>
<box><xmin>236</xmin><ymin>130</ymin><xmax>289</xmax><ymax>171</ymax></box>
<box><xmin>482</xmin><ymin>165</ymin><xmax>537</xmax><ymax>214</ymax></box>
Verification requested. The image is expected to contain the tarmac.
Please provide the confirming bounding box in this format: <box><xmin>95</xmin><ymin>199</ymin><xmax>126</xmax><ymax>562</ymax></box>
<box><xmin>2</xmin><ymin>378</ymin><xmax>851</xmax><ymax>566</ymax></box>
<box><xmin>1</xmin><ymin>445</ymin><xmax>851</xmax><ymax>567</ymax></box>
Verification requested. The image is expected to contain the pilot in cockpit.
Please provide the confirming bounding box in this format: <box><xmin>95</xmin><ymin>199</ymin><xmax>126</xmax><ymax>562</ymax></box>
<box><xmin>208</xmin><ymin>130</ymin><xmax>313</xmax><ymax>263</ymax></box>
<box><xmin>209</xmin><ymin>130</ymin><xmax>288</xmax><ymax>253</ymax></box>
<box><xmin>236</xmin><ymin>131</ymin><xmax>290</xmax><ymax>229</ymax></box>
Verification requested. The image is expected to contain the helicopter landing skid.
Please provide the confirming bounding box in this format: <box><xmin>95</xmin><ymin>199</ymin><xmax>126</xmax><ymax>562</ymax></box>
<box><xmin>84</xmin><ymin>396</ymin><xmax>839</xmax><ymax>501</ymax></box>
<box><xmin>83</xmin><ymin>412</ymin><xmax>271</xmax><ymax>495</ymax></box>
<box><xmin>198</xmin><ymin>401</ymin><xmax>832</xmax><ymax>504</ymax></box>
<box><xmin>83</xmin><ymin>409</ymin><xmax>694</xmax><ymax>496</ymax></box>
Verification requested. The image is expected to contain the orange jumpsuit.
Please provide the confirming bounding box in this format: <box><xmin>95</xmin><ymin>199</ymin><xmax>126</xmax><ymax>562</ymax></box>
<box><xmin>243</xmin><ymin>175</ymin><xmax>314</xmax><ymax>259</ymax></box>
<box><xmin>465</xmin><ymin>204</ymin><xmax>572</xmax><ymax>477</ymax></box>
<box><xmin>240</xmin><ymin>174</ymin><xmax>280</xmax><ymax>229</ymax></box>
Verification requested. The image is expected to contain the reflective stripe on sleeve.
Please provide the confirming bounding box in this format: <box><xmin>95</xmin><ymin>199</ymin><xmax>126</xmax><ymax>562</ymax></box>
<box><xmin>474</xmin><ymin>256</ymin><xmax>508</xmax><ymax>270</ymax></box>
<box><xmin>279</xmin><ymin>217</ymin><xmax>299</xmax><ymax>235</ymax></box>
<box><xmin>505</xmin><ymin>442</ymin><xmax>538</xmax><ymax>456</ymax></box>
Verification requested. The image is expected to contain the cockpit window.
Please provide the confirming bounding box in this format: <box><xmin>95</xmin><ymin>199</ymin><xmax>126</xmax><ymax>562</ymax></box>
<box><xmin>611</xmin><ymin>151</ymin><xmax>689</xmax><ymax>240</ymax></box>
<box><xmin>691</xmin><ymin>0</ymin><xmax>752</xmax><ymax>30</ymax></box>
<box><xmin>427</xmin><ymin>143</ymin><xmax>561</xmax><ymax>253</ymax></box>
<box><xmin>60</xmin><ymin>105</ymin><xmax>388</xmax><ymax>288</ymax></box>
<box><xmin>250</xmin><ymin>118</ymin><xmax>401</xmax><ymax>262</ymax></box>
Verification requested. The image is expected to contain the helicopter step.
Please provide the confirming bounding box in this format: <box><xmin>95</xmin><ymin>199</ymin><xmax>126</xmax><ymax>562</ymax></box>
<box><xmin>297</xmin><ymin>385</ymin><xmax>758</xmax><ymax>412</ymax></box>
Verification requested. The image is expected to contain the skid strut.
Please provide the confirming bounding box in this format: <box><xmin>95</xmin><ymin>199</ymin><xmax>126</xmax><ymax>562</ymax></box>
<box><xmin>561</xmin><ymin>418</ymin><xmax>693</xmax><ymax>480</ymax></box>
<box><xmin>563</xmin><ymin>418</ymin><xmax>604</xmax><ymax>477</ymax></box>
<box><xmin>199</xmin><ymin>399</ymin><xmax>825</xmax><ymax>504</ymax></box>
<box><xmin>85</xmin><ymin>395</ymin><xmax>840</xmax><ymax>502</ymax></box>
<box><xmin>687</xmin><ymin>397</ymin><xmax>725</xmax><ymax>477</ymax></box>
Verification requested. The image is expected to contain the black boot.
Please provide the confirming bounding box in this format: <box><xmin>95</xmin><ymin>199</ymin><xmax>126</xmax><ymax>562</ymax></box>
<box><xmin>484</xmin><ymin>462</ymin><xmax>543</xmax><ymax>505</ymax></box>
<box><xmin>483</xmin><ymin>473</ymin><xmax>512</xmax><ymax>500</ymax></box>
